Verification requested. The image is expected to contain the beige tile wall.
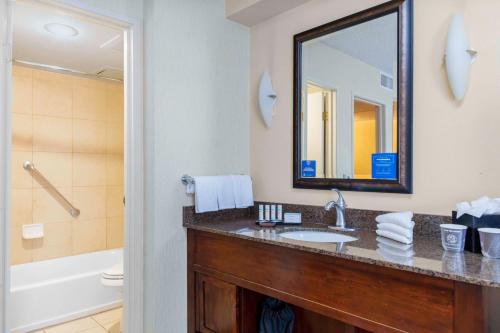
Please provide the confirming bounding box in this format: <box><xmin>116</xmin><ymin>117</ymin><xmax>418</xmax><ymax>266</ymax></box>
<box><xmin>11</xmin><ymin>65</ymin><xmax>124</xmax><ymax>265</ymax></box>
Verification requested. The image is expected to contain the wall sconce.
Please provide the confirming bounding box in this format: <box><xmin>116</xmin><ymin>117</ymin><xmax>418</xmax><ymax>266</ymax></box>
<box><xmin>445</xmin><ymin>14</ymin><xmax>477</xmax><ymax>101</ymax></box>
<box><xmin>258</xmin><ymin>72</ymin><xmax>277</xmax><ymax>128</ymax></box>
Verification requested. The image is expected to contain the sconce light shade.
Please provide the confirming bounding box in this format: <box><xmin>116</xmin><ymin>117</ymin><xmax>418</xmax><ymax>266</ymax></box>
<box><xmin>445</xmin><ymin>15</ymin><xmax>477</xmax><ymax>101</ymax></box>
<box><xmin>258</xmin><ymin>72</ymin><xmax>277</xmax><ymax>128</ymax></box>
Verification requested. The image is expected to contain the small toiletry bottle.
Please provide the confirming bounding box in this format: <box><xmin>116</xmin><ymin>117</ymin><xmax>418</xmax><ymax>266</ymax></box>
<box><xmin>277</xmin><ymin>205</ymin><xmax>283</xmax><ymax>221</ymax></box>
<box><xmin>271</xmin><ymin>205</ymin><xmax>276</xmax><ymax>221</ymax></box>
<box><xmin>258</xmin><ymin>205</ymin><xmax>264</xmax><ymax>221</ymax></box>
<box><xmin>265</xmin><ymin>205</ymin><xmax>270</xmax><ymax>221</ymax></box>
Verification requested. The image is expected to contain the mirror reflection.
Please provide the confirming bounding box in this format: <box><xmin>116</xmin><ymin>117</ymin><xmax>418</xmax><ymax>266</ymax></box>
<box><xmin>301</xmin><ymin>13</ymin><xmax>398</xmax><ymax>180</ymax></box>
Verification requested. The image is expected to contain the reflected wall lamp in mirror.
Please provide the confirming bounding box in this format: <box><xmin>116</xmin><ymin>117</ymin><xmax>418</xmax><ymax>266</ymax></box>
<box><xmin>293</xmin><ymin>0</ymin><xmax>413</xmax><ymax>193</ymax></box>
<box><xmin>259</xmin><ymin>71</ymin><xmax>277</xmax><ymax>128</ymax></box>
<box><xmin>445</xmin><ymin>14</ymin><xmax>477</xmax><ymax>101</ymax></box>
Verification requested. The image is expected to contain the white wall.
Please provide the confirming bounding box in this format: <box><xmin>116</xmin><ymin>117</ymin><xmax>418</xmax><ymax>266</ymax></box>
<box><xmin>304</xmin><ymin>42</ymin><xmax>395</xmax><ymax>177</ymax></box>
<box><xmin>143</xmin><ymin>0</ymin><xmax>249</xmax><ymax>332</ymax></box>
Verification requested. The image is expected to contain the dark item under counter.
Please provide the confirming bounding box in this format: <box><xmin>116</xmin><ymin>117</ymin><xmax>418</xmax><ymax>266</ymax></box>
<box><xmin>452</xmin><ymin>211</ymin><xmax>500</xmax><ymax>253</ymax></box>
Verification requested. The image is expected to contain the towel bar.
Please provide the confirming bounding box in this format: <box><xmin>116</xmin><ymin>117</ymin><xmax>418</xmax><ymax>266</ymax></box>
<box><xmin>181</xmin><ymin>175</ymin><xmax>195</xmax><ymax>185</ymax></box>
<box><xmin>181</xmin><ymin>174</ymin><xmax>251</xmax><ymax>186</ymax></box>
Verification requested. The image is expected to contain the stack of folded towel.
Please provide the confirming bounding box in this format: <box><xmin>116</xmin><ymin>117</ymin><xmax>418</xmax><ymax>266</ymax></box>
<box><xmin>189</xmin><ymin>175</ymin><xmax>254</xmax><ymax>213</ymax></box>
<box><xmin>375</xmin><ymin>211</ymin><xmax>414</xmax><ymax>245</ymax></box>
<box><xmin>376</xmin><ymin>236</ymin><xmax>415</xmax><ymax>265</ymax></box>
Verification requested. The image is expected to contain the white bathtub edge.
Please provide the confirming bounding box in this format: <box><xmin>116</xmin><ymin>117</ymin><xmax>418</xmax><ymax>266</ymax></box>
<box><xmin>11</xmin><ymin>300</ymin><xmax>123</xmax><ymax>333</ymax></box>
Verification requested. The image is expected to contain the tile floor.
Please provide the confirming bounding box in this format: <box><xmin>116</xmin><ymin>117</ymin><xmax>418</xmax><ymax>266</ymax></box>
<box><xmin>30</xmin><ymin>307</ymin><xmax>122</xmax><ymax>333</ymax></box>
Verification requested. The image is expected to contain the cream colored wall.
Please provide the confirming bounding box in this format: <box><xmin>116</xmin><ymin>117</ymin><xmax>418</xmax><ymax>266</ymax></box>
<box><xmin>11</xmin><ymin>65</ymin><xmax>124</xmax><ymax>265</ymax></box>
<box><xmin>250</xmin><ymin>0</ymin><xmax>500</xmax><ymax>216</ymax></box>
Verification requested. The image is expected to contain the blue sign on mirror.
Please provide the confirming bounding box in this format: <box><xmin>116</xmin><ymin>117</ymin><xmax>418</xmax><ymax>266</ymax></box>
<box><xmin>302</xmin><ymin>160</ymin><xmax>316</xmax><ymax>177</ymax></box>
<box><xmin>372</xmin><ymin>153</ymin><xmax>397</xmax><ymax>179</ymax></box>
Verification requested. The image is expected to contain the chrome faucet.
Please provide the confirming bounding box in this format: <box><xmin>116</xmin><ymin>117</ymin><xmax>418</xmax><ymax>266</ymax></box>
<box><xmin>324</xmin><ymin>189</ymin><xmax>354</xmax><ymax>231</ymax></box>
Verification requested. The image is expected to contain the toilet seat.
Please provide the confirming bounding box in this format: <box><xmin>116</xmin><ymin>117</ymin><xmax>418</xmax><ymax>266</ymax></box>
<box><xmin>101</xmin><ymin>263</ymin><xmax>124</xmax><ymax>287</ymax></box>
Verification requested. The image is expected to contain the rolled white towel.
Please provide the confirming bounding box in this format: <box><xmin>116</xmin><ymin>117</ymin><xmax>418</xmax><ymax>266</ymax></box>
<box><xmin>375</xmin><ymin>211</ymin><xmax>414</xmax><ymax>229</ymax></box>
<box><xmin>376</xmin><ymin>229</ymin><xmax>413</xmax><ymax>245</ymax></box>
<box><xmin>377</xmin><ymin>222</ymin><xmax>413</xmax><ymax>239</ymax></box>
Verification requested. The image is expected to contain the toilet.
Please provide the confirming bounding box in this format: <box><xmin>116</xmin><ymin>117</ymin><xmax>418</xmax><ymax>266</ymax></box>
<box><xmin>101</xmin><ymin>263</ymin><xmax>124</xmax><ymax>333</ymax></box>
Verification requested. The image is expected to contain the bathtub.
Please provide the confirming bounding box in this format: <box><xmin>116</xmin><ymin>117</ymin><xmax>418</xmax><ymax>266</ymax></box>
<box><xmin>10</xmin><ymin>249</ymin><xmax>123</xmax><ymax>333</ymax></box>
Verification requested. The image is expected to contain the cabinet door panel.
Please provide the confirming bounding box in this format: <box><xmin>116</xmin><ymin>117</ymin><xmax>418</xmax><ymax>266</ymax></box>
<box><xmin>196</xmin><ymin>274</ymin><xmax>239</xmax><ymax>333</ymax></box>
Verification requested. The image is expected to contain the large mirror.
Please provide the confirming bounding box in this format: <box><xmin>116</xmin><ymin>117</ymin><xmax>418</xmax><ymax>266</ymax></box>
<box><xmin>293</xmin><ymin>0</ymin><xmax>412</xmax><ymax>193</ymax></box>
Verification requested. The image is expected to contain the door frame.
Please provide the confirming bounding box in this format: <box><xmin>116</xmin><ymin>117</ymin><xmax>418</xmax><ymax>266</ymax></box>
<box><xmin>0</xmin><ymin>1</ymin><xmax>144</xmax><ymax>332</ymax></box>
<box><xmin>303</xmin><ymin>80</ymin><xmax>338</xmax><ymax>178</ymax></box>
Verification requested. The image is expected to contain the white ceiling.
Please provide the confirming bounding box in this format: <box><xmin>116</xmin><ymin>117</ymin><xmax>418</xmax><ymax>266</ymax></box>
<box><xmin>13</xmin><ymin>1</ymin><xmax>124</xmax><ymax>80</ymax></box>
<box><xmin>320</xmin><ymin>13</ymin><xmax>397</xmax><ymax>74</ymax></box>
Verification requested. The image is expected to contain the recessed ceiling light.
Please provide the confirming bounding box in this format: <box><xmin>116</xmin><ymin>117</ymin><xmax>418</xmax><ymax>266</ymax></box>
<box><xmin>44</xmin><ymin>23</ymin><xmax>79</xmax><ymax>37</ymax></box>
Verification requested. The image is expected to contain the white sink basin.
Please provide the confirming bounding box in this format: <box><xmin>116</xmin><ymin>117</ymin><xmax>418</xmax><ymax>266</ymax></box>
<box><xmin>279</xmin><ymin>230</ymin><xmax>357</xmax><ymax>243</ymax></box>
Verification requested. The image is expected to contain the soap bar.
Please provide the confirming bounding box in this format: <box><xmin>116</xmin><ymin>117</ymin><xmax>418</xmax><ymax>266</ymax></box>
<box><xmin>284</xmin><ymin>212</ymin><xmax>301</xmax><ymax>224</ymax></box>
<box><xmin>22</xmin><ymin>223</ymin><xmax>44</xmax><ymax>239</ymax></box>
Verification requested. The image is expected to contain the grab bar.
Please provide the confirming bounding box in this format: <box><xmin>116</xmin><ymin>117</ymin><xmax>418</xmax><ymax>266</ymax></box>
<box><xmin>23</xmin><ymin>161</ymin><xmax>80</xmax><ymax>218</ymax></box>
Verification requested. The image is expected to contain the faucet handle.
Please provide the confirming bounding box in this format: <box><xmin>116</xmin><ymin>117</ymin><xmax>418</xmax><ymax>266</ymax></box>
<box><xmin>331</xmin><ymin>189</ymin><xmax>346</xmax><ymax>207</ymax></box>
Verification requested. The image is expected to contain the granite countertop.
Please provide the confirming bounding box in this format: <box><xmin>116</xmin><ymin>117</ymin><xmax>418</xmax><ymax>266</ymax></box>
<box><xmin>184</xmin><ymin>218</ymin><xmax>500</xmax><ymax>288</ymax></box>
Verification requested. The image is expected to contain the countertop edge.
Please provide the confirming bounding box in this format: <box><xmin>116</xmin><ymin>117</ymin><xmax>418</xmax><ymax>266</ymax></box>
<box><xmin>184</xmin><ymin>222</ymin><xmax>500</xmax><ymax>288</ymax></box>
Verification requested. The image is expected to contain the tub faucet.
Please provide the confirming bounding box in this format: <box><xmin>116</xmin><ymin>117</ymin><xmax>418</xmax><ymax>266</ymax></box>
<box><xmin>324</xmin><ymin>189</ymin><xmax>354</xmax><ymax>231</ymax></box>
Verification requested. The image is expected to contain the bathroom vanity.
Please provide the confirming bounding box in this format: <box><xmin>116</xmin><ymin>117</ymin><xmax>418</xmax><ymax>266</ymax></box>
<box><xmin>184</xmin><ymin>207</ymin><xmax>500</xmax><ymax>333</ymax></box>
<box><xmin>184</xmin><ymin>1</ymin><xmax>500</xmax><ymax>331</ymax></box>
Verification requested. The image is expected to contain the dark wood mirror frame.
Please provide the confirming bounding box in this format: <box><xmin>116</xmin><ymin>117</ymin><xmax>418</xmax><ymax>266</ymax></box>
<box><xmin>293</xmin><ymin>0</ymin><xmax>413</xmax><ymax>193</ymax></box>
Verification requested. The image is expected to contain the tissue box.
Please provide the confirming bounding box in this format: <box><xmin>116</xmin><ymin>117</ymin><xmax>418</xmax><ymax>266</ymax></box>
<box><xmin>452</xmin><ymin>211</ymin><xmax>500</xmax><ymax>253</ymax></box>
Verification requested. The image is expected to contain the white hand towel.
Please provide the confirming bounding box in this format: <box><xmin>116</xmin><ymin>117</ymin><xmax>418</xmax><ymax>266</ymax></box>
<box><xmin>375</xmin><ymin>211</ymin><xmax>414</xmax><ymax>229</ymax></box>
<box><xmin>231</xmin><ymin>175</ymin><xmax>254</xmax><ymax>208</ymax></box>
<box><xmin>376</xmin><ymin>229</ymin><xmax>413</xmax><ymax>245</ymax></box>
<box><xmin>216</xmin><ymin>176</ymin><xmax>236</xmax><ymax>210</ymax></box>
<box><xmin>186</xmin><ymin>183</ymin><xmax>195</xmax><ymax>194</ymax></box>
<box><xmin>376</xmin><ymin>236</ymin><xmax>413</xmax><ymax>252</ymax></box>
<box><xmin>194</xmin><ymin>176</ymin><xmax>219</xmax><ymax>213</ymax></box>
<box><xmin>377</xmin><ymin>222</ymin><xmax>413</xmax><ymax>239</ymax></box>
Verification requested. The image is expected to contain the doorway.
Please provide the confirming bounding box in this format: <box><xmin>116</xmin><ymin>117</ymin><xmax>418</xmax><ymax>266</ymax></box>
<box><xmin>353</xmin><ymin>98</ymin><xmax>383</xmax><ymax>179</ymax></box>
<box><xmin>304</xmin><ymin>82</ymin><xmax>336</xmax><ymax>178</ymax></box>
<box><xmin>0</xmin><ymin>0</ymin><xmax>144</xmax><ymax>332</ymax></box>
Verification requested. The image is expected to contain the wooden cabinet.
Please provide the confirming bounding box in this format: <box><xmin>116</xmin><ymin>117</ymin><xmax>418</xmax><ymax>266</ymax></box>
<box><xmin>188</xmin><ymin>229</ymin><xmax>498</xmax><ymax>333</ymax></box>
<box><xmin>196</xmin><ymin>274</ymin><xmax>239</xmax><ymax>333</ymax></box>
